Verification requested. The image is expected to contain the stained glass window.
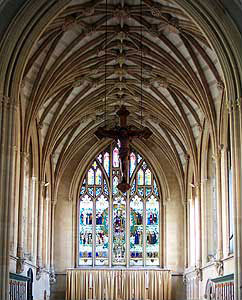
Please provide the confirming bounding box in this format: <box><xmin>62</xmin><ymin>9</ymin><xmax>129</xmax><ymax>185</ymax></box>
<box><xmin>113</xmin><ymin>147</ymin><xmax>119</xmax><ymax>168</ymax></box>
<box><xmin>78</xmin><ymin>144</ymin><xmax>161</xmax><ymax>267</ymax></box>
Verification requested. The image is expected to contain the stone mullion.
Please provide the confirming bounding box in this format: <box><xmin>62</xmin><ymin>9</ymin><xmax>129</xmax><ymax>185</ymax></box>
<box><xmin>0</xmin><ymin>96</ymin><xmax>16</xmax><ymax>300</ymax></box>
<box><xmin>47</xmin><ymin>195</ymin><xmax>52</xmax><ymax>269</ymax></box>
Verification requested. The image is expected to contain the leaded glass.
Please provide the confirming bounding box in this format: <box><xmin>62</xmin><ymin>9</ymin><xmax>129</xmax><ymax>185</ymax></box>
<box><xmin>79</xmin><ymin>195</ymin><xmax>93</xmax><ymax>265</ymax></box>
<box><xmin>78</xmin><ymin>144</ymin><xmax>161</xmax><ymax>267</ymax></box>
<box><xmin>153</xmin><ymin>179</ymin><xmax>159</xmax><ymax>196</ymax></box>
<box><xmin>146</xmin><ymin>195</ymin><xmax>159</xmax><ymax>266</ymax></box>
<box><xmin>80</xmin><ymin>186</ymin><xmax>86</xmax><ymax>195</ymax></box>
<box><xmin>130</xmin><ymin>152</ymin><xmax>136</xmax><ymax>176</ymax></box>
<box><xmin>95</xmin><ymin>168</ymin><xmax>102</xmax><ymax>185</ymax></box>
<box><xmin>113</xmin><ymin>147</ymin><xmax>119</xmax><ymax>168</ymax></box>
<box><xmin>138</xmin><ymin>187</ymin><xmax>144</xmax><ymax>196</ymax></box>
<box><xmin>88</xmin><ymin>169</ymin><xmax>94</xmax><ymax>185</ymax></box>
<box><xmin>113</xmin><ymin>176</ymin><xmax>119</xmax><ymax>195</ymax></box>
<box><xmin>104</xmin><ymin>152</ymin><xmax>110</xmax><ymax>176</ymax></box>
<box><xmin>96</xmin><ymin>187</ymin><xmax>101</xmax><ymax>196</ymax></box>
<box><xmin>130</xmin><ymin>195</ymin><xmax>143</xmax><ymax>266</ymax></box>
<box><xmin>131</xmin><ymin>180</ymin><xmax>136</xmax><ymax>195</ymax></box>
<box><xmin>96</xmin><ymin>195</ymin><xmax>109</xmax><ymax>265</ymax></box>
<box><xmin>137</xmin><ymin>169</ymin><xmax>144</xmax><ymax>185</ymax></box>
<box><xmin>113</xmin><ymin>196</ymin><xmax>126</xmax><ymax>265</ymax></box>
<box><xmin>88</xmin><ymin>187</ymin><xmax>94</xmax><ymax>196</ymax></box>
<box><xmin>145</xmin><ymin>169</ymin><xmax>152</xmax><ymax>185</ymax></box>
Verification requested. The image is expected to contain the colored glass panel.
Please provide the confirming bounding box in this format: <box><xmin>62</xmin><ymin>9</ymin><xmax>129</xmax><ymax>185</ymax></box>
<box><xmin>95</xmin><ymin>168</ymin><xmax>102</xmax><ymax>185</ymax></box>
<box><xmin>137</xmin><ymin>154</ymin><xmax>142</xmax><ymax>163</ymax></box>
<box><xmin>88</xmin><ymin>169</ymin><xmax>94</xmax><ymax>185</ymax></box>
<box><xmin>138</xmin><ymin>187</ymin><xmax>144</xmax><ymax>196</ymax></box>
<box><xmin>79</xmin><ymin>195</ymin><xmax>93</xmax><ymax>265</ymax></box>
<box><xmin>153</xmin><ymin>179</ymin><xmax>159</xmax><ymax>196</ymax></box>
<box><xmin>145</xmin><ymin>187</ymin><xmax>152</xmax><ymax>197</ymax></box>
<box><xmin>113</xmin><ymin>197</ymin><xmax>126</xmax><ymax>265</ymax></box>
<box><xmin>96</xmin><ymin>187</ymin><xmax>101</xmax><ymax>196</ymax></box>
<box><xmin>131</xmin><ymin>180</ymin><xmax>136</xmax><ymax>195</ymax></box>
<box><xmin>88</xmin><ymin>187</ymin><xmax>94</xmax><ymax>196</ymax></box>
<box><xmin>137</xmin><ymin>169</ymin><xmax>144</xmax><ymax>185</ymax></box>
<box><xmin>113</xmin><ymin>176</ymin><xmax>119</xmax><ymax>195</ymax></box>
<box><xmin>130</xmin><ymin>195</ymin><xmax>143</xmax><ymax>266</ymax></box>
<box><xmin>80</xmin><ymin>186</ymin><xmax>86</xmax><ymax>195</ymax></box>
<box><xmin>146</xmin><ymin>195</ymin><xmax>159</xmax><ymax>266</ymax></box>
<box><xmin>92</xmin><ymin>161</ymin><xmax>97</xmax><ymax>169</ymax></box>
<box><xmin>113</xmin><ymin>147</ymin><xmax>119</xmax><ymax>168</ymax></box>
<box><xmin>130</xmin><ymin>152</ymin><xmax>136</xmax><ymax>176</ymax></box>
<box><xmin>95</xmin><ymin>195</ymin><xmax>109</xmax><ymax>265</ymax></box>
<box><xmin>104</xmin><ymin>152</ymin><xmax>110</xmax><ymax>176</ymax></box>
<box><xmin>97</xmin><ymin>154</ymin><xmax>102</xmax><ymax>163</ymax></box>
<box><xmin>104</xmin><ymin>179</ymin><xmax>109</xmax><ymax>195</ymax></box>
<box><xmin>145</xmin><ymin>169</ymin><xmax>152</xmax><ymax>185</ymax></box>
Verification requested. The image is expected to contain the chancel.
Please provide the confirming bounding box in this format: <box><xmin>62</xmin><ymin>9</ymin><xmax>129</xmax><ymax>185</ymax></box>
<box><xmin>0</xmin><ymin>1</ymin><xmax>242</xmax><ymax>300</ymax></box>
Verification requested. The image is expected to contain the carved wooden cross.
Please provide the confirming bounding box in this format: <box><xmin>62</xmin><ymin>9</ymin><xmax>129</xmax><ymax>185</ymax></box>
<box><xmin>94</xmin><ymin>105</ymin><xmax>152</xmax><ymax>192</ymax></box>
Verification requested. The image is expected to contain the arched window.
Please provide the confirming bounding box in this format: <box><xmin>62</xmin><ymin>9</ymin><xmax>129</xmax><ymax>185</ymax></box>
<box><xmin>78</xmin><ymin>143</ymin><xmax>161</xmax><ymax>267</ymax></box>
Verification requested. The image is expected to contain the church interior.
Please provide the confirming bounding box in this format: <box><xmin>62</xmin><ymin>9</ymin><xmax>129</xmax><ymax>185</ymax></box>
<box><xmin>0</xmin><ymin>0</ymin><xmax>242</xmax><ymax>299</ymax></box>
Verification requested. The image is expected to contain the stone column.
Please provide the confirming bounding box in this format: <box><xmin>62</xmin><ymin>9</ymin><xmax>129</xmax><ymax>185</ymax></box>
<box><xmin>28</xmin><ymin>176</ymin><xmax>37</xmax><ymax>261</ymax></box>
<box><xmin>36</xmin><ymin>180</ymin><xmax>45</xmax><ymax>280</ymax></box>
<box><xmin>16</xmin><ymin>151</ymin><xmax>29</xmax><ymax>273</ymax></box>
<box><xmin>0</xmin><ymin>95</ymin><xmax>17</xmax><ymax>300</ymax></box>
<box><xmin>214</xmin><ymin>147</ymin><xmax>223</xmax><ymax>261</ymax></box>
<box><xmin>228</xmin><ymin>98</ymin><xmax>242</xmax><ymax>300</ymax></box>
<box><xmin>195</xmin><ymin>184</ymin><xmax>202</xmax><ymax>268</ymax></box>
<box><xmin>50</xmin><ymin>200</ymin><xmax>56</xmax><ymax>284</ymax></box>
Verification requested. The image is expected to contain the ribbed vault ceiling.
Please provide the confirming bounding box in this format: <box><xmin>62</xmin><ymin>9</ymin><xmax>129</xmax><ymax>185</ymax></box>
<box><xmin>21</xmin><ymin>0</ymin><xmax>224</xmax><ymax>191</ymax></box>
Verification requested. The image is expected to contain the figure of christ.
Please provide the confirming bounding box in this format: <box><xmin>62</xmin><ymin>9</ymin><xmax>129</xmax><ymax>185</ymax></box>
<box><xmin>94</xmin><ymin>105</ymin><xmax>152</xmax><ymax>192</ymax></box>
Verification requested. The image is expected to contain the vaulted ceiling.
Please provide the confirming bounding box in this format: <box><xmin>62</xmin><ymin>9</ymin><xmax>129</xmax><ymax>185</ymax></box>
<box><xmin>21</xmin><ymin>0</ymin><xmax>224</xmax><ymax>192</ymax></box>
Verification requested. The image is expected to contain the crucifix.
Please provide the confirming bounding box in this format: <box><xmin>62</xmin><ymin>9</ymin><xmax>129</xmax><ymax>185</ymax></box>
<box><xmin>94</xmin><ymin>105</ymin><xmax>152</xmax><ymax>193</ymax></box>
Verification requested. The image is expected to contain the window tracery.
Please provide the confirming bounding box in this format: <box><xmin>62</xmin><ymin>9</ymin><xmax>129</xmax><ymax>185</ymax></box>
<box><xmin>78</xmin><ymin>143</ymin><xmax>161</xmax><ymax>267</ymax></box>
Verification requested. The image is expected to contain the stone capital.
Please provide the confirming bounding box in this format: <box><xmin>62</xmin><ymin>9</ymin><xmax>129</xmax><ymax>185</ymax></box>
<box><xmin>0</xmin><ymin>94</ymin><xmax>18</xmax><ymax>111</ymax></box>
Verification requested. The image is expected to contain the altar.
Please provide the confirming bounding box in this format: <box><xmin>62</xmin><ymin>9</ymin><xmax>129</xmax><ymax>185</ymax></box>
<box><xmin>66</xmin><ymin>269</ymin><xmax>171</xmax><ymax>300</ymax></box>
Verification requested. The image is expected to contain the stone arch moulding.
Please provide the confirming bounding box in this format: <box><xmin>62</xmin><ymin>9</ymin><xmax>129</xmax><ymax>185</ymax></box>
<box><xmin>68</xmin><ymin>140</ymin><xmax>171</xmax><ymax>207</ymax></box>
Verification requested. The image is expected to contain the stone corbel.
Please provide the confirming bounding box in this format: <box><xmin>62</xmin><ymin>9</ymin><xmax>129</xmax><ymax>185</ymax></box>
<box><xmin>215</xmin><ymin>259</ymin><xmax>224</xmax><ymax>276</ymax></box>
<box><xmin>195</xmin><ymin>266</ymin><xmax>203</xmax><ymax>281</ymax></box>
<box><xmin>36</xmin><ymin>265</ymin><xmax>44</xmax><ymax>281</ymax></box>
<box><xmin>16</xmin><ymin>257</ymin><xmax>26</xmax><ymax>274</ymax></box>
<box><xmin>49</xmin><ymin>268</ymin><xmax>56</xmax><ymax>285</ymax></box>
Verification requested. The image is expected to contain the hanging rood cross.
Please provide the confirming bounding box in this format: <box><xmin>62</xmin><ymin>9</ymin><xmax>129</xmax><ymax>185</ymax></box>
<box><xmin>94</xmin><ymin>105</ymin><xmax>152</xmax><ymax>193</ymax></box>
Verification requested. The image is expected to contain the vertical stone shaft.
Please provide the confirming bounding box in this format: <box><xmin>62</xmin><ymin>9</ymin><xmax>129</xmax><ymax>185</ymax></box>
<box><xmin>215</xmin><ymin>151</ymin><xmax>223</xmax><ymax>259</ymax></box>
<box><xmin>0</xmin><ymin>96</ymin><xmax>16</xmax><ymax>299</ymax></box>
<box><xmin>37</xmin><ymin>181</ymin><xmax>45</xmax><ymax>267</ymax></box>
<box><xmin>17</xmin><ymin>151</ymin><xmax>29</xmax><ymax>259</ymax></box>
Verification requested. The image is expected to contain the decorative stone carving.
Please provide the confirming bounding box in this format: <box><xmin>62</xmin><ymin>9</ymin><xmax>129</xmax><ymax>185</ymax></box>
<box><xmin>81</xmin><ymin>7</ymin><xmax>95</xmax><ymax>16</ymax></box>
<box><xmin>36</xmin><ymin>265</ymin><xmax>43</xmax><ymax>281</ymax></box>
<box><xmin>217</xmin><ymin>81</ymin><xmax>224</xmax><ymax>91</ymax></box>
<box><xmin>16</xmin><ymin>257</ymin><xmax>26</xmax><ymax>274</ymax></box>
<box><xmin>195</xmin><ymin>267</ymin><xmax>203</xmax><ymax>281</ymax></box>
<box><xmin>150</xmin><ymin>4</ymin><xmax>163</xmax><ymax>17</ymax></box>
<box><xmin>49</xmin><ymin>268</ymin><xmax>56</xmax><ymax>285</ymax></box>
<box><xmin>215</xmin><ymin>260</ymin><xmax>224</xmax><ymax>276</ymax></box>
<box><xmin>62</xmin><ymin>15</ymin><xmax>77</xmax><ymax>32</ymax></box>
